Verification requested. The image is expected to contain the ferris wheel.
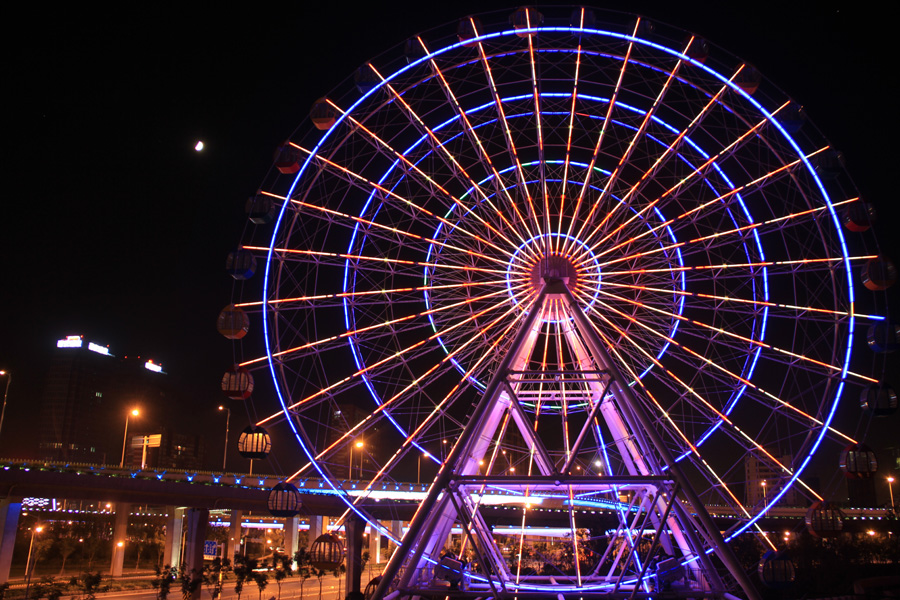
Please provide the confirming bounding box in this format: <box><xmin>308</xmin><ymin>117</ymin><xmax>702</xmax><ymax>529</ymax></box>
<box><xmin>226</xmin><ymin>7</ymin><xmax>892</xmax><ymax>598</ymax></box>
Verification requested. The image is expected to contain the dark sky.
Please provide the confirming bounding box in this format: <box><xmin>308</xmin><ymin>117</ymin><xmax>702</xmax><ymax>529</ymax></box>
<box><xmin>1</xmin><ymin>2</ymin><xmax>896</xmax><ymax>478</ymax></box>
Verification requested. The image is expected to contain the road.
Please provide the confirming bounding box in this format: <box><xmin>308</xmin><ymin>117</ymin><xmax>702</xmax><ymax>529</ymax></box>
<box><xmin>89</xmin><ymin>569</ymin><xmax>385</xmax><ymax>600</ymax></box>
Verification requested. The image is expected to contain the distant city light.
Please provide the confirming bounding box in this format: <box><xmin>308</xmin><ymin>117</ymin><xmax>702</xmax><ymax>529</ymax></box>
<box><xmin>144</xmin><ymin>361</ymin><xmax>163</xmax><ymax>373</ymax></box>
<box><xmin>87</xmin><ymin>342</ymin><xmax>109</xmax><ymax>355</ymax></box>
<box><xmin>57</xmin><ymin>335</ymin><xmax>82</xmax><ymax>348</ymax></box>
<box><xmin>194</xmin><ymin>141</ymin><xmax>204</xmax><ymax>151</ymax></box>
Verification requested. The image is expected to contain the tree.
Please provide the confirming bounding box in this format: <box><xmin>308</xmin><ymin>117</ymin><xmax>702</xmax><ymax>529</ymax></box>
<box><xmin>151</xmin><ymin>565</ymin><xmax>176</xmax><ymax>600</ymax></box>
<box><xmin>232</xmin><ymin>553</ymin><xmax>256</xmax><ymax>600</ymax></box>
<box><xmin>32</xmin><ymin>576</ymin><xmax>67</xmax><ymax>600</ymax></box>
<box><xmin>294</xmin><ymin>549</ymin><xmax>311</xmax><ymax>600</ymax></box>
<box><xmin>253</xmin><ymin>570</ymin><xmax>268</xmax><ymax>600</ymax></box>
<box><xmin>272</xmin><ymin>551</ymin><xmax>293</xmax><ymax>599</ymax></box>
<box><xmin>68</xmin><ymin>572</ymin><xmax>108</xmax><ymax>600</ymax></box>
<box><xmin>179</xmin><ymin>563</ymin><xmax>202</xmax><ymax>600</ymax></box>
<box><xmin>203</xmin><ymin>558</ymin><xmax>231</xmax><ymax>600</ymax></box>
<box><xmin>315</xmin><ymin>569</ymin><xmax>327</xmax><ymax>600</ymax></box>
<box><xmin>57</xmin><ymin>538</ymin><xmax>78</xmax><ymax>575</ymax></box>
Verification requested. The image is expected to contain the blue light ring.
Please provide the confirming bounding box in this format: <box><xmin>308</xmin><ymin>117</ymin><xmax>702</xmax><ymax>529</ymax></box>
<box><xmin>259</xmin><ymin>23</ymin><xmax>851</xmax><ymax>542</ymax></box>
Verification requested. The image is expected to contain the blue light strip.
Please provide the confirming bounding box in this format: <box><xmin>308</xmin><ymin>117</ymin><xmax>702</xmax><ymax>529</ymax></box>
<box><xmin>258</xmin><ymin>22</ymin><xmax>855</xmax><ymax>568</ymax></box>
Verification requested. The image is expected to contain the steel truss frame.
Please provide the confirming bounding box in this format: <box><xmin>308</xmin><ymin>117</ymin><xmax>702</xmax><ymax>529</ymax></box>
<box><xmin>372</xmin><ymin>281</ymin><xmax>759</xmax><ymax>600</ymax></box>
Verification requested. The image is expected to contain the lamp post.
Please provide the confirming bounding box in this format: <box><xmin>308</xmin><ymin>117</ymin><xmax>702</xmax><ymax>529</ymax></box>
<box><xmin>120</xmin><ymin>408</ymin><xmax>139</xmax><ymax>468</ymax></box>
<box><xmin>24</xmin><ymin>524</ymin><xmax>43</xmax><ymax>599</ymax></box>
<box><xmin>761</xmin><ymin>480</ymin><xmax>767</xmax><ymax>504</ymax></box>
<box><xmin>218</xmin><ymin>405</ymin><xmax>231</xmax><ymax>471</ymax></box>
<box><xmin>0</xmin><ymin>370</ymin><xmax>10</xmax><ymax>444</ymax></box>
<box><xmin>350</xmin><ymin>440</ymin><xmax>364</xmax><ymax>479</ymax></box>
<box><xmin>888</xmin><ymin>476</ymin><xmax>896</xmax><ymax>508</ymax></box>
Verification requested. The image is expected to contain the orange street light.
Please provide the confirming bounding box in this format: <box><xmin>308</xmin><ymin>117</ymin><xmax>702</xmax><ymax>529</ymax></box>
<box><xmin>120</xmin><ymin>408</ymin><xmax>140</xmax><ymax>468</ymax></box>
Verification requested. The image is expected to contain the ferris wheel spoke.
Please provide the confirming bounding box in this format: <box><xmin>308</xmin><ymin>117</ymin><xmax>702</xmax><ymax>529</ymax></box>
<box><xmin>321</xmin><ymin>100</ymin><xmax>528</xmax><ymax>256</ymax></box>
<box><xmin>368</xmin><ymin>61</ymin><xmax>538</xmax><ymax>254</ymax></box>
<box><xmin>258</xmin><ymin>190</ymin><xmax>514</xmax><ymax>269</ymax></box>
<box><xmin>595</xmin><ymin>284</ymin><xmax>875</xmax><ymax>385</ymax></box>
<box><xmin>561</xmin><ymin>18</ymin><xmax>641</xmax><ymax>255</ymax></box>
<box><xmin>580</xmin><ymin>288</ymin><xmax>857</xmax><ymax>445</ymax></box>
<box><xmin>285</xmin><ymin>143</ymin><xmax>520</xmax><ymax>259</ymax></box>
<box><xmin>598</xmin><ymin>254</ymin><xmax>877</xmax><ymax>279</ymax></box>
<box><xmin>240</xmin><ymin>286</ymin><xmax>513</xmax><ymax>368</ymax></box>
<box><xmin>596</xmin><ymin>329</ymin><xmax>770</xmax><ymax>534</ymax></box>
<box><xmin>523</xmin><ymin>10</ymin><xmax>551</xmax><ymax>253</ymax></box>
<box><xmin>235</xmin><ymin>278</ymin><xmax>511</xmax><ymax>308</ymax></box>
<box><xmin>572</xmin><ymin>64</ymin><xmax>743</xmax><ymax>257</ymax></box>
<box><xmin>245</xmin><ymin>245</ymin><xmax>512</xmax><ymax>277</ymax></box>
<box><xmin>578</xmin><ymin>294</ymin><xmax>824</xmax><ymax>505</ymax></box>
<box><xmin>328</xmin><ymin>299</ymin><xmax>537</xmax><ymax>506</ymax></box>
<box><xmin>472</xmin><ymin>28</ymin><xmax>544</xmax><ymax>244</ymax></box>
<box><xmin>598</xmin><ymin>278</ymin><xmax>885</xmax><ymax>326</ymax></box>
<box><xmin>557</xmin><ymin>8</ymin><xmax>590</xmax><ymax>254</ymax></box>
<box><xmin>577</xmin><ymin>37</ymin><xmax>690</xmax><ymax>250</ymax></box>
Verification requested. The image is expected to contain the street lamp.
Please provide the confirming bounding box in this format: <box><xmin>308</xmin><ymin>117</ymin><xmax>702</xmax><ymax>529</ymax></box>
<box><xmin>761</xmin><ymin>480</ymin><xmax>768</xmax><ymax>503</ymax></box>
<box><xmin>350</xmin><ymin>440</ymin><xmax>364</xmax><ymax>479</ymax></box>
<box><xmin>0</xmin><ymin>370</ymin><xmax>10</xmax><ymax>445</ymax></box>
<box><xmin>218</xmin><ymin>405</ymin><xmax>231</xmax><ymax>471</ymax></box>
<box><xmin>24</xmin><ymin>524</ymin><xmax>43</xmax><ymax>599</ymax></box>
<box><xmin>888</xmin><ymin>476</ymin><xmax>896</xmax><ymax>508</ymax></box>
<box><xmin>418</xmin><ymin>451</ymin><xmax>430</xmax><ymax>484</ymax></box>
<box><xmin>120</xmin><ymin>408</ymin><xmax>139</xmax><ymax>468</ymax></box>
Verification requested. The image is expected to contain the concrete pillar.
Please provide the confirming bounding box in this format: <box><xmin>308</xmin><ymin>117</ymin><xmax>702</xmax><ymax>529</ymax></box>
<box><xmin>308</xmin><ymin>515</ymin><xmax>323</xmax><ymax>547</ymax></box>
<box><xmin>184</xmin><ymin>508</ymin><xmax>209</xmax><ymax>600</ymax></box>
<box><xmin>283</xmin><ymin>516</ymin><xmax>299</xmax><ymax>558</ymax></box>
<box><xmin>163</xmin><ymin>507</ymin><xmax>186</xmax><ymax>568</ymax></box>
<box><xmin>0</xmin><ymin>498</ymin><xmax>22</xmax><ymax>584</ymax></box>
<box><xmin>226</xmin><ymin>510</ymin><xmax>242</xmax><ymax>561</ymax></box>
<box><xmin>344</xmin><ymin>515</ymin><xmax>365</xmax><ymax>596</ymax></box>
<box><xmin>110</xmin><ymin>503</ymin><xmax>130</xmax><ymax>577</ymax></box>
<box><xmin>368</xmin><ymin>525</ymin><xmax>382</xmax><ymax>564</ymax></box>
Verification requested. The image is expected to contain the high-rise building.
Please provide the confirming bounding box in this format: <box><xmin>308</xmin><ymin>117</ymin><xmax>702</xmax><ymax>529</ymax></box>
<box><xmin>744</xmin><ymin>454</ymin><xmax>803</xmax><ymax>507</ymax></box>
<box><xmin>38</xmin><ymin>334</ymin><xmax>171</xmax><ymax>463</ymax></box>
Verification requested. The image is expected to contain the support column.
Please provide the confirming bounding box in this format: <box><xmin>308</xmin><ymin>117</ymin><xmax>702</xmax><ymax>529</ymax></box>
<box><xmin>283</xmin><ymin>516</ymin><xmax>299</xmax><ymax>558</ymax></box>
<box><xmin>110</xmin><ymin>503</ymin><xmax>130</xmax><ymax>577</ymax></box>
<box><xmin>225</xmin><ymin>510</ymin><xmax>242</xmax><ymax>561</ymax></box>
<box><xmin>0</xmin><ymin>498</ymin><xmax>22</xmax><ymax>584</ymax></box>
<box><xmin>163</xmin><ymin>507</ymin><xmax>186</xmax><ymax>568</ymax></box>
<box><xmin>307</xmin><ymin>515</ymin><xmax>322</xmax><ymax>547</ymax></box>
<box><xmin>368</xmin><ymin>525</ymin><xmax>381</xmax><ymax>564</ymax></box>
<box><xmin>184</xmin><ymin>508</ymin><xmax>209</xmax><ymax>600</ymax></box>
<box><xmin>344</xmin><ymin>515</ymin><xmax>365</xmax><ymax>596</ymax></box>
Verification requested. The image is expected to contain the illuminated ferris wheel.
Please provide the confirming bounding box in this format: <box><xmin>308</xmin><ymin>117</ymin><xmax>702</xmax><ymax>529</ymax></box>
<box><xmin>227</xmin><ymin>7</ymin><xmax>893</xmax><ymax>598</ymax></box>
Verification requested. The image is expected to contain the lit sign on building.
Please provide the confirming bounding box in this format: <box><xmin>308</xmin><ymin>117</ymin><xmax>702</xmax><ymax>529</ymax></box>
<box><xmin>87</xmin><ymin>342</ymin><xmax>110</xmax><ymax>355</ymax></box>
<box><xmin>144</xmin><ymin>360</ymin><xmax>163</xmax><ymax>373</ymax></box>
<box><xmin>57</xmin><ymin>335</ymin><xmax>83</xmax><ymax>348</ymax></box>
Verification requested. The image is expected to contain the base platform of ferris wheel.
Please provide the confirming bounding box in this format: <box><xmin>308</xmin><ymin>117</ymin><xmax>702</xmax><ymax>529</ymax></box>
<box><xmin>391</xmin><ymin>579</ymin><xmax>744</xmax><ymax>599</ymax></box>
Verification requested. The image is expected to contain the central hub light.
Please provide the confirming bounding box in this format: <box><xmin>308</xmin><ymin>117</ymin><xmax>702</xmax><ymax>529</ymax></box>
<box><xmin>530</xmin><ymin>254</ymin><xmax>580</xmax><ymax>294</ymax></box>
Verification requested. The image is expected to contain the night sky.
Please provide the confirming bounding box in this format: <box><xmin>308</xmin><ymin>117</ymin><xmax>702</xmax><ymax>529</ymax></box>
<box><xmin>1</xmin><ymin>2</ymin><xmax>897</xmax><ymax>485</ymax></box>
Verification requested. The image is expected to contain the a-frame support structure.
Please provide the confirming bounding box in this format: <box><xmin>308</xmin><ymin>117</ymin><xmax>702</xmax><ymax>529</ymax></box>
<box><xmin>372</xmin><ymin>279</ymin><xmax>760</xmax><ymax>599</ymax></box>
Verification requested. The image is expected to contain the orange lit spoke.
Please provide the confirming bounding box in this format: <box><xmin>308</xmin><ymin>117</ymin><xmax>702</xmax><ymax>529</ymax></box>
<box><xmin>255</xmin><ymin>285</ymin><xmax>529</xmax><ymax>425</ymax></box>
<box><xmin>564</xmin><ymin>37</ymin><xmax>688</xmax><ymax>260</ymax></box>
<box><xmin>577</xmin><ymin>295</ymin><xmax>824</xmax><ymax>501</ymax></box>
<box><xmin>579</xmin><ymin>287</ymin><xmax>857</xmax><ymax>444</ymax></box>
<box><xmin>472</xmin><ymin>29</ymin><xmax>542</xmax><ymax>244</ymax></box>
<box><xmin>241</xmin><ymin>285</ymin><xmax>516</xmax><ymax>368</ymax></box>
<box><xmin>562</xmin><ymin>18</ymin><xmax>640</xmax><ymax>255</ymax></box>
<box><xmin>322</xmin><ymin>100</ymin><xmax>525</xmax><ymax>255</ymax></box>
<box><xmin>283</xmin><ymin>145</ymin><xmax>517</xmax><ymax>260</ymax></box>
<box><xmin>390</xmin><ymin>51</ymin><xmax>537</xmax><ymax>257</ymax></box>
<box><xmin>597</xmin><ymin>276</ymin><xmax>884</xmax><ymax>323</ymax></box>
<box><xmin>572</xmin><ymin>65</ymin><xmax>744</xmax><ymax>258</ymax></box>
<box><xmin>557</xmin><ymin>7</ymin><xmax>586</xmax><ymax>255</ymax></box>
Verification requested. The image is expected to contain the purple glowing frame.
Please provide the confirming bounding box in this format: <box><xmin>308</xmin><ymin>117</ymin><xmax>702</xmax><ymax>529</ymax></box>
<box><xmin>231</xmin><ymin>7</ymin><xmax>887</xmax><ymax>598</ymax></box>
